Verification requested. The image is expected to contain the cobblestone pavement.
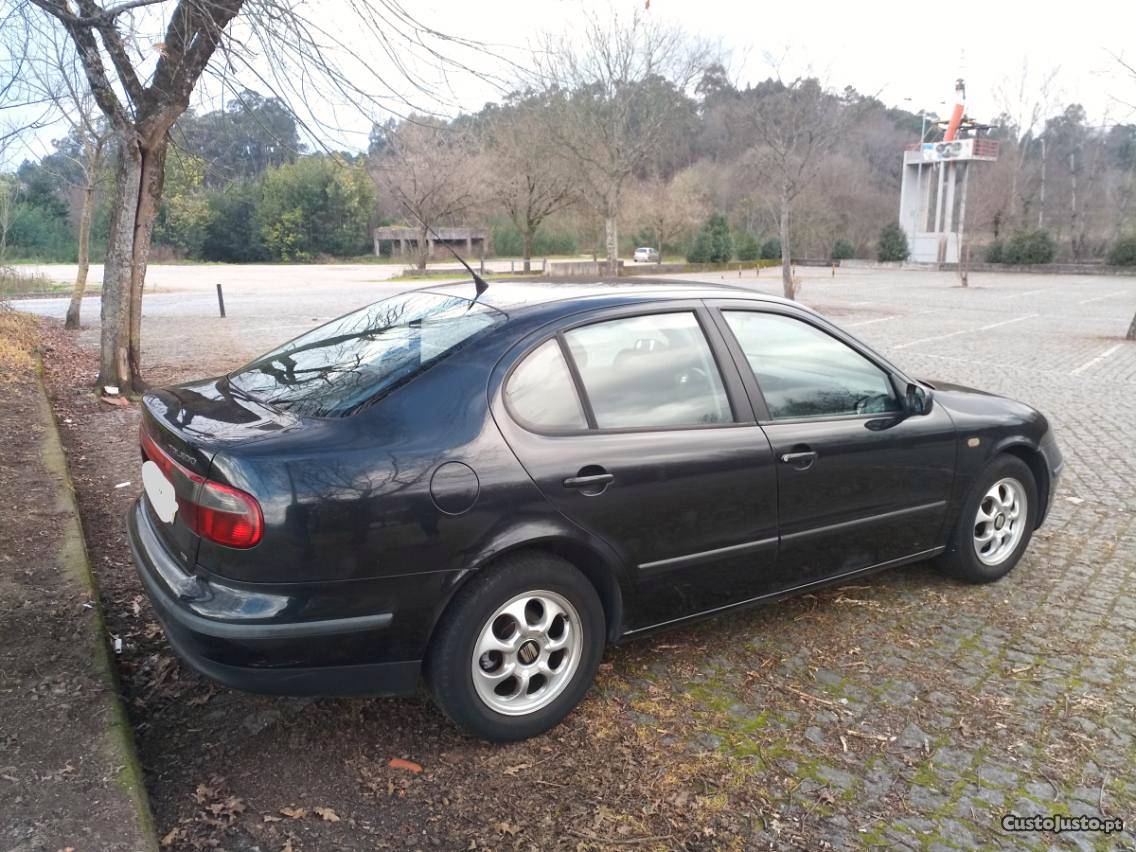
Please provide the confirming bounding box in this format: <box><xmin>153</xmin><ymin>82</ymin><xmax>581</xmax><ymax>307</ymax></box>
<box><xmin>660</xmin><ymin>267</ymin><xmax>1136</xmax><ymax>849</ymax></box>
<box><xmin>27</xmin><ymin>268</ymin><xmax>1136</xmax><ymax>849</ymax></box>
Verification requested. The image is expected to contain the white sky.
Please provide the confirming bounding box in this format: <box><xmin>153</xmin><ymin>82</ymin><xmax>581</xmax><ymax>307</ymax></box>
<box><xmin>7</xmin><ymin>0</ymin><xmax>1136</xmax><ymax>166</ymax></box>
<box><xmin>426</xmin><ymin>0</ymin><xmax>1136</xmax><ymax>125</ymax></box>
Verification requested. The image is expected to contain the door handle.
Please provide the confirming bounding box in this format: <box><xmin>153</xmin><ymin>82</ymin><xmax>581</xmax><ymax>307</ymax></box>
<box><xmin>563</xmin><ymin>473</ymin><xmax>615</xmax><ymax>488</ymax></box>
<box><xmin>779</xmin><ymin>450</ymin><xmax>817</xmax><ymax>468</ymax></box>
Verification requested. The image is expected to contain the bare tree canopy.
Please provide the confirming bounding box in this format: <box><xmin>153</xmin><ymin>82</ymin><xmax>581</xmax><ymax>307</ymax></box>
<box><xmin>369</xmin><ymin>117</ymin><xmax>478</xmax><ymax>271</ymax></box>
<box><xmin>480</xmin><ymin>92</ymin><xmax>577</xmax><ymax>272</ymax></box>
<box><xmin>533</xmin><ymin>10</ymin><xmax>711</xmax><ymax>274</ymax></box>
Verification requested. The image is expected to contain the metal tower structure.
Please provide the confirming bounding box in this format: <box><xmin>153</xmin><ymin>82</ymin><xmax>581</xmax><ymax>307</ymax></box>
<box><xmin>898</xmin><ymin>80</ymin><xmax>999</xmax><ymax>263</ymax></box>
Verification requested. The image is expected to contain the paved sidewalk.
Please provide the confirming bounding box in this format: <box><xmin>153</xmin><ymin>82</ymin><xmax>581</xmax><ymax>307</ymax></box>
<box><xmin>0</xmin><ymin>365</ymin><xmax>155</xmax><ymax>852</ymax></box>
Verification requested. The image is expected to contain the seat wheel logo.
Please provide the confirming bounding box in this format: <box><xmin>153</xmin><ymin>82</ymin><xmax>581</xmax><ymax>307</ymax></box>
<box><xmin>518</xmin><ymin>640</ymin><xmax>540</xmax><ymax>665</ymax></box>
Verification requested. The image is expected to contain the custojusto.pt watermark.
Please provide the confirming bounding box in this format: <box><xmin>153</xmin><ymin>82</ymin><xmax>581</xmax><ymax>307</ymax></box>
<box><xmin>1002</xmin><ymin>814</ymin><xmax>1125</xmax><ymax>835</ymax></box>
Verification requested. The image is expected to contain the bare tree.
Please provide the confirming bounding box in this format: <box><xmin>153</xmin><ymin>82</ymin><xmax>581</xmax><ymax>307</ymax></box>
<box><xmin>369</xmin><ymin>118</ymin><xmax>478</xmax><ymax>270</ymax></box>
<box><xmin>746</xmin><ymin>78</ymin><xmax>852</xmax><ymax>299</ymax></box>
<box><xmin>23</xmin><ymin>25</ymin><xmax>112</xmax><ymax>328</ymax></box>
<box><xmin>14</xmin><ymin>0</ymin><xmax>246</xmax><ymax>391</ymax></box>
<box><xmin>482</xmin><ymin>94</ymin><xmax>576</xmax><ymax>272</ymax></box>
<box><xmin>996</xmin><ymin>60</ymin><xmax>1061</xmax><ymax>230</ymax></box>
<box><xmin>13</xmin><ymin>0</ymin><xmax>496</xmax><ymax>392</ymax></box>
<box><xmin>535</xmin><ymin>10</ymin><xmax>709</xmax><ymax>275</ymax></box>
<box><xmin>623</xmin><ymin>168</ymin><xmax>708</xmax><ymax>257</ymax></box>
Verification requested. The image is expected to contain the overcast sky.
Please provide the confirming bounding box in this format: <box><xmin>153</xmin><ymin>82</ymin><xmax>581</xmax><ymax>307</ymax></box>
<box><xmin>431</xmin><ymin>0</ymin><xmax>1136</xmax><ymax>124</ymax></box>
<box><xmin>6</xmin><ymin>0</ymin><xmax>1136</xmax><ymax>166</ymax></box>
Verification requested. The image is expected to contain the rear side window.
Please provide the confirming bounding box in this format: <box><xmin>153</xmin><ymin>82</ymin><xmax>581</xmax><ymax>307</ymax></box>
<box><xmin>563</xmin><ymin>312</ymin><xmax>731</xmax><ymax>429</ymax></box>
<box><xmin>229</xmin><ymin>292</ymin><xmax>505</xmax><ymax>417</ymax></box>
<box><xmin>505</xmin><ymin>340</ymin><xmax>587</xmax><ymax>431</ymax></box>
<box><xmin>722</xmin><ymin>311</ymin><xmax>900</xmax><ymax>419</ymax></box>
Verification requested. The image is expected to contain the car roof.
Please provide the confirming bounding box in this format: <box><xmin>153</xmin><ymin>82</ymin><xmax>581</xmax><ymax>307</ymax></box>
<box><xmin>426</xmin><ymin>278</ymin><xmax>803</xmax><ymax>316</ymax></box>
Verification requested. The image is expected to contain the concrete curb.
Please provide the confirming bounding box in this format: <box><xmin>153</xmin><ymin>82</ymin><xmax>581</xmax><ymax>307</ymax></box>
<box><xmin>34</xmin><ymin>361</ymin><xmax>159</xmax><ymax>852</ymax></box>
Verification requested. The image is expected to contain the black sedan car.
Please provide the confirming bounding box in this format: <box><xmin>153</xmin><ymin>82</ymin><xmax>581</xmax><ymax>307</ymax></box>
<box><xmin>128</xmin><ymin>280</ymin><xmax>1062</xmax><ymax>741</ymax></box>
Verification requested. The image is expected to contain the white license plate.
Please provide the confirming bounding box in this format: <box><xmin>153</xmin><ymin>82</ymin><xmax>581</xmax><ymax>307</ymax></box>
<box><xmin>141</xmin><ymin>459</ymin><xmax>178</xmax><ymax>523</ymax></box>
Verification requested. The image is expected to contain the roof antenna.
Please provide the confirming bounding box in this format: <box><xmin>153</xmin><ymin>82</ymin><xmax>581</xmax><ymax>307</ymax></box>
<box><xmin>393</xmin><ymin>202</ymin><xmax>489</xmax><ymax>300</ymax></box>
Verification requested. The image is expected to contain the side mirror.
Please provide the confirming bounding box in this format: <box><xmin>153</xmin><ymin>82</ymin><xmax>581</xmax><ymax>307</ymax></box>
<box><xmin>905</xmin><ymin>382</ymin><xmax>933</xmax><ymax>416</ymax></box>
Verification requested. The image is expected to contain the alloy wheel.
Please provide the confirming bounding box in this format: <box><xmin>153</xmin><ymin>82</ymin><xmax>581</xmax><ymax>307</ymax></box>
<box><xmin>471</xmin><ymin>590</ymin><xmax>583</xmax><ymax>716</ymax></box>
<box><xmin>973</xmin><ymin>477</ymin><xmax>1027</xmax><ymax>566</ymax></box>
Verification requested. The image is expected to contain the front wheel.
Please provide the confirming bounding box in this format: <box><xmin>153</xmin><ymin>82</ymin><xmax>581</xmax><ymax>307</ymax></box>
<box><xmin>936</xmin><ymin>454</ymin><xmax>1038</xmax><ymax>584</ymax></box>
<box><xmin>425</xmin><ymin>552</ymin><xmax>605</xmax><ymax>742</ymax></box>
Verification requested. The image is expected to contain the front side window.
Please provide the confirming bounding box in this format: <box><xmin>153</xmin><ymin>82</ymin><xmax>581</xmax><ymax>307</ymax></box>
<box><xmin>505</xmin><ymin>340</ymin><xmax>587</xmax><ymax>431</ymax></box>
<box><xmin>563</xmin><ymin>312</ymin><xmax>731</xmax><ymax>429</ymax></box>
<box><xmin>230</xmin><ymin>292</ymin><xmax>505</xmax><ymax>417</ymax></box>
<box><xmin>723</xmin><ymin>311</ymin><xmax>900</xmax><ymax>420</ymax></box>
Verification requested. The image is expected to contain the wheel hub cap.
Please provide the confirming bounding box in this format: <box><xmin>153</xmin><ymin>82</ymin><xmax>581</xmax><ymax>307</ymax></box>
<box><xmin>470</xmin><ymin>590</ymin><xmax>583</xmax><ymax>716</ymax></box>
<box><xmin>518</xmin><ymin>640</ymin><xmax>540</xmax><ymax>665</ymax></box>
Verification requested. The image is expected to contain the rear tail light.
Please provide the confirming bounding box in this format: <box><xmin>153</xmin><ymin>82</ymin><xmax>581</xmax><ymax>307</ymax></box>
<box><xmin>140</xmin><ymin>426</ymin><xmax>263</xmax><ymax>548</ymax></box>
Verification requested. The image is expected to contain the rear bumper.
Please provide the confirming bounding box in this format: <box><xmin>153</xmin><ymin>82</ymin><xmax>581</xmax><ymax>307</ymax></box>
<box><xmin>126</xmin><ymin>498</ymin><xmax>428</xmax><ymax>696</ymax></box>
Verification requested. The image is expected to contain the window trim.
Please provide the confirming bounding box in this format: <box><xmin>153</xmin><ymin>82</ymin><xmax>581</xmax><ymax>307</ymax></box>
<box><xmin>708</xmin><ymin>301</ymin><xmax>909</xmax><ymax>426</ymax></box>
<box><xmin>500</xmin><ymin>302</ymin><xmax>752</xmax><ymax>437</ymax></box>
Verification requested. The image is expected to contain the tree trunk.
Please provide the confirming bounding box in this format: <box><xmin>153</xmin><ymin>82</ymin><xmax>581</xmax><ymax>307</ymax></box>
<box><xmin>604</xmin><ymin>213</ymin><xmax>619</xmax><ymax>276</ymax></box>
<box><xmin>98</xmin><ymin>136</ymin><xmax>143</xmax><ymax>392</ymax></box>
<box><xmin>65</xmin><ymin>182</ymin><xmax>95</xmax><ymax>330</ymax></box>
<box><xmin>99</xmin><ymin>129</ymin><xmax>172</xmax><ymax>393</ymax></box>
<box><xmin>1069</xmin><ymin>150</ymin><xmax>1080</xmax><ymax>260</ymax></box>
<box><xmin>522</xmin><ymin>231</ymin><xmax>533</xmax><ymax>273</ymax></box>
<box><xmin>1038</xmin><ymin>137</ymin><xmax>1047</xmax><ymax>230</ymax></box>
<box><xmin>126</xmin><ymin>137</ymin><xmax>169</xmax><ymax>390</ymax></box>
<box><xmin>1127</xmin><ymin>309</ymin><xmax>1136</xmax><ymax>341</ymax></box>
<box><xmin>417</xmin><ymin>225</ymin><xmax>429</xmax><ymax>271</ymax></box>
<box><xmin>779</xmin><ymin>191</ymin><xmax>794</xmax><ymax>300</ymax></box>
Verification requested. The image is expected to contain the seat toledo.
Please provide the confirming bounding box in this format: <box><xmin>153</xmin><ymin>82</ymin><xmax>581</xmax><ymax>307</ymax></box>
<box><xmin>128</xmin><ymin>280</ymin><xmax>1062</xmax><ymax>741</ymax></box>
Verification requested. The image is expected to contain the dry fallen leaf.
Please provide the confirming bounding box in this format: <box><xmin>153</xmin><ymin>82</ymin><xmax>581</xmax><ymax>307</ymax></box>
<box><xmin>389</xmin><ymin>758</ymin><xmax>422</xmax><ymax>774</ymax></box>
<box><xmin>314</xmin><ymin>806</ymin><xmax>341</xmax><ymax>823</ymax></box>
<box><xmin>159</xmin><ymin>826</ymin><xmax>180</xmax><ymax>847</ymax></box>
<box><xmin>279</xmin><ymin>806</ymin><xmax>308</xmax><ymax>819</ymax></box>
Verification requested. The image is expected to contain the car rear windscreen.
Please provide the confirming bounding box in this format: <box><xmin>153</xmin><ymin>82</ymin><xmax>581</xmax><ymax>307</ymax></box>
<box><xmin>228</xmin><ymin>291</ymin><xmax>506</xmax><ymax>417</ymax></box>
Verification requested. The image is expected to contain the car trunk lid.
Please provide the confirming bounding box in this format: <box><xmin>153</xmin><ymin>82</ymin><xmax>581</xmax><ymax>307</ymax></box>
<box><xmin>139</xmin><ymin>376</ymin><xmax>297</xmax><ymax>567</ymax></box>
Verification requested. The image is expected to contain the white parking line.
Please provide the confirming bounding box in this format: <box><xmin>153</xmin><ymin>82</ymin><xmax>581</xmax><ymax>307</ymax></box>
<box><xmin>1078</xmin><ymin>292</ymin><xmax>1124</xmax><ymax>305</ymax></box>
<box><xmin>999</xmin><ymin>287</ymin><xmax>1053</xmax><ymax>300</ymax></box>
<box><xmin>893</xmin><ymin>314</ymin><xmax>1038</xmax><ymax>350</ymax></box>
<box><xmin>1070</xmin><ymin>343</ymin><xmax>1123</xmax><ymax>376</ymax></box>
<box><xmin>844</xmin><ymin>315</ymin><xmax>900</xmax><ymax>328</ymax></box>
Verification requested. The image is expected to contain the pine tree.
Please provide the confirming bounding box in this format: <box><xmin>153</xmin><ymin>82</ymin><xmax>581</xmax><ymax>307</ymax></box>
<box><xmin>877</xmin><ymin>223</ymin><xmax>909</xmax><ymax>262</ymax></box>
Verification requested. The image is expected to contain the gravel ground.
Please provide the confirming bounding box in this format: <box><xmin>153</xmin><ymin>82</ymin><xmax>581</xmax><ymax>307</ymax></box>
<box><xmin>25</xmin><ymin>266</ymin><xmax>1136</xmax><ymax>850</ymax></box>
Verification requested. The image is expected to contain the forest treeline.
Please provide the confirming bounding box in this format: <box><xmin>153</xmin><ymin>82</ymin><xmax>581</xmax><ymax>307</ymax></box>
<box><xmin>4</xmin><ymin>72</ymin><xmax>1136</xmax><ymax>267</ymax></box>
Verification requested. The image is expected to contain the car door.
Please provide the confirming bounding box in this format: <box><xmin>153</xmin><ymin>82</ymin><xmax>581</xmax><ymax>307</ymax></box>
<box><xmin>710</xmin><ymin>302</ymin><xmax>956</xmax><ymax>590</ymax></box>
<box><xmin>492</xmin><ymin>303</ymin><xmax>780</xmax><ymax>629</ymax></box>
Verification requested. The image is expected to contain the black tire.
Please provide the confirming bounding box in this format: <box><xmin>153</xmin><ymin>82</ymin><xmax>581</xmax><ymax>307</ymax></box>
<box><xmin>936</xmin><ymin>454</ymin><xmax>1038</xmax><ymax>584</ymax></box>
<box><xmin>425</xmin><ymin>551</ymin><xmax>605</xmax><ymax>742</ymax></box>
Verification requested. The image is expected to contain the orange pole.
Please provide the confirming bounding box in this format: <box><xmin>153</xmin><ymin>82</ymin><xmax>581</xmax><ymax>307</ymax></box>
<box><xmin>943</xmin><ymin>103</ymin><xmax>964</xmax><ymax>141</ymax></box>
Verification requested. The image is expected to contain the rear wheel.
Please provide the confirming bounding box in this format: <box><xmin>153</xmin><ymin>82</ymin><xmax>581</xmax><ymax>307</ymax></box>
<box><xmin>425</xmin><ymin>552</ymin><xmax>605</xmax><ymax>742</ymax></box>
<box><xmin>936</xmin><ymin>454</ymin><xmax>1038</xmax><ymax>583</ymax></box>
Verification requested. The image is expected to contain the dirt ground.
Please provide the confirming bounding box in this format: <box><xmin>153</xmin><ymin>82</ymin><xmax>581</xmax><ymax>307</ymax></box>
<box><xmin>0</xmin><ymin>326</ymin><xmax>151</xmax><ymax>852</ymax></box>
<box><xmin>39</xmin><ymin>324</ymin><xmax>785</xmax><ymax>850</ymax></box>
<box><xmin>27</xmin><ymin>269</ymin><xmax>1136</xmax><ymax>850</ymax></box>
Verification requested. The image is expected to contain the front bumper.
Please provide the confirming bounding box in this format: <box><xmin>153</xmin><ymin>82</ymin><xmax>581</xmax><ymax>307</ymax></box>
<box><xmin>126</xmin><ymin>498</ymin><xmax>437</xmax><ymax>696</ymax></box>
<box><xmin>1039</xmin><ymin>431</ymin><xmax>1064</xmax><ymax>524</ymax></box>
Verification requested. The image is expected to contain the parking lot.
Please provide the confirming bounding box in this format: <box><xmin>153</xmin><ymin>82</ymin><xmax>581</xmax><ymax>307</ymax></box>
<box><xmin>22</xmin><ymin>266</ymin><xmax>1136</xmax><ymax>849</ymax></box>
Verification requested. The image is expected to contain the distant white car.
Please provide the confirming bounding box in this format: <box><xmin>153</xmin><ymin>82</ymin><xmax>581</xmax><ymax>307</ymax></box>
<box><xmin>633</xmin><ymin>247</ymin><xmax>660</xmax><ymax>263</ymax></box>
